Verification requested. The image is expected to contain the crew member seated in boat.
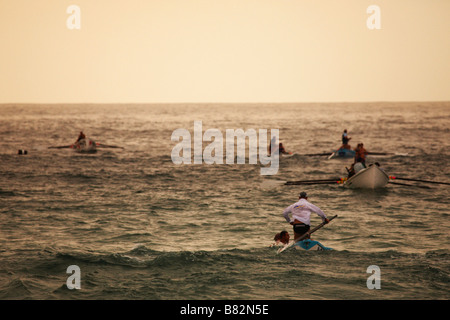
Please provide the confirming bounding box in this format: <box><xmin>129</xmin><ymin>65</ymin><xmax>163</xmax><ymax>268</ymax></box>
<box><xmin>269</xmin><ymin>142</ymin><xmax>291</xmax><ymax>155</ymax></box>
<box><xmin>279</xmin><ymin>143</ymin><xmax>291</xmax><ymax>155</ymax></box>
<box><xmin>76</xmin><ymin>131</ymin><xmax>86</xmax><ymax>142</ymax></box>
<box><xmin>346</xmin><ymin>164</ymin><xmax>356</xmax><ymax>178</ymax></box>
<box><xmin>346</xmin><ymin>161</ymin><xmax>365</xmax><ymax>178</ymax></box>
<box><xmin>339</xmin><ymin>142</ymin><xmax>352</xmax><ymax>150</ymax></box>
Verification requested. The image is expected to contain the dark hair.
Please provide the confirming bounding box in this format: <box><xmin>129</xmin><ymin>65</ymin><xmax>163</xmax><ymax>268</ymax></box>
<box><xmin>280</xmin><ymin>230</ymin><xmax>288</xmax><ymax>237</ymax></box>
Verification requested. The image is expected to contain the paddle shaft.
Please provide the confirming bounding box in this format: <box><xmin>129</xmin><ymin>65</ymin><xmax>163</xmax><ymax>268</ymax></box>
<box><xmin>285</xmin><ymin>181</ymin><xmax>341</xmax><ymax>185</ymax></box>
<box><xmin>389</xmin><ymin>181</ymin><xmax>431</xmax><ymax>189</ymax></box>
<box><xmin>285</xmin><ymin>178</ymin><xmax>342</xmax><ymax>185</ymax></box>
<box><xmin>390</xmin><ymin>176</ymin><xmax>450</xmax><ymax>186</ymax></box>
<box><xmin>96</xmin><ymin>143</ymin><xmax>124</xmax><ymax>149</ymax></box>
<box><xmin>48</xmin><ymin>145</ymin><xmax>73</xmax><ymax>149</ymax></box>
<box><xmin>302</xmin><ymin>153</ymin><xmax>333</xmax><ymax>156</ymax></box>
<box><xmin>293</xmin><ymin>214</ymin><xmax>338</xmax><ymax>242</ymax></box>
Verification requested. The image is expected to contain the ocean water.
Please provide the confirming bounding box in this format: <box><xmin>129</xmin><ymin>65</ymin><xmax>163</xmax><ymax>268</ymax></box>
<box><xmin>0</xmin><ymin>102</ymin><xmax>449</xmax><ymax>301</ymax></box>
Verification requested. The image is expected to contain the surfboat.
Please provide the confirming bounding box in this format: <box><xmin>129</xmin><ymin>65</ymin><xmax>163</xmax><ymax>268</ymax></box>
<box><xmin>344</xmin><ymin>163</ymin><xmax>389</xmax><ymax>189</ymax></box>
<box><xmin>73</xmin><ymin>138</ymin><xmax>97</xmax><ymax>153</ymax></box>
<box><xmin>328</xmin><ymin>148</ymin><xmax>355</xmax><ymax>159</ymax></box>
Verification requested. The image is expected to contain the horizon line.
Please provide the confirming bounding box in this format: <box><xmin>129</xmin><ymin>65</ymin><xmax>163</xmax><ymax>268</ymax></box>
<box><xmin>1</xmin><ymin>100</ymin><xmax>449</xmax><ymax>105</ymax></box>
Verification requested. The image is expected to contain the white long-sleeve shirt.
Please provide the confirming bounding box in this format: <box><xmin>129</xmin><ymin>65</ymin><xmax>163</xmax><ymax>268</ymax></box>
<box><xmin>283</xmin><ymin>198</ymin><xmax>327</xmax><ymax>226</ymax></box>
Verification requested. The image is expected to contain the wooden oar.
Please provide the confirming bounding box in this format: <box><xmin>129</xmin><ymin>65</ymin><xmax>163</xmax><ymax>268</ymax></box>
<box><xmin>301</xmin><ymin>152</ymin><xmax>334</xmax><ymax>156</ymax></box>
<box><xmin>390</xmin><ymin>176</ymin><xmax>450</xmax><ymax>186</ymax></box>
<box><xmin>96</xmin><ymin>143</ymin><xmax>124</xmax><ymax>149</ymax></box>
<box><xmin>48</xmin><ymin>145</ymin><xmax>73</xmax><ymax>149</ymax></box>
<box><xmin>389</xmin><ymin>181</ymin><xmax>431</xmax><ymax>189</ymax></box>
<box><xmin>277</xmin><ymin>215</ymin><xmax>338</xmax><ymax>254</ymax></box>
<box><xmin>285</xmin><ymin>181</ymin><xmax>342</xmax><ymax>186</ymax></box>
<box><xmin>369</xmin><ymin>152</ymin><xmax>409</xmax><ymax>156</ymax></box>
<box><xmin>368</xmin><ymin>152</ymin><xmax>389</xmax><ymax>155</ymax></box>
<box><xmin>284</xmin><ymin>178</ymin><xmax>344</xmax><ymax>186</ymax></box>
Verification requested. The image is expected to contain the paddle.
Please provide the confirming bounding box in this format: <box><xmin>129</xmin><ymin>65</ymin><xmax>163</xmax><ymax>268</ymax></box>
<box><xmin>277</xmin><ymin>215</ymin><xmax>338</xmax><ymax>254</ymax></box>
<box><xmin>390</xmin><ymin>176</ymin><xmax>450</xmax><ymax>186</ymax></box>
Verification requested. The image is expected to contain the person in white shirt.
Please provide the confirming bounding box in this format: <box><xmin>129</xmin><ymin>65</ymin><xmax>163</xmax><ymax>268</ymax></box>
<box><xmin>283</xmin><ymin>192</ymin><xmax>329</xmax><ymax>240</ymax></box>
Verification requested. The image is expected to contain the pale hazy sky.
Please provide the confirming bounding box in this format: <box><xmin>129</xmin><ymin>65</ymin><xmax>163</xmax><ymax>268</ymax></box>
<box><xmin>0</xmin><ymin>0</ymin><xmax>449</xmax><ymax>103</ymax></box>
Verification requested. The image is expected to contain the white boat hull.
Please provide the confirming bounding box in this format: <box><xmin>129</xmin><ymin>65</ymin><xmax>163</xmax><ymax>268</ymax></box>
<box><xmin>73</xmin><ymin>138</ymin><xmax>97</xmax><ymax>153</ymax></box>
<box><xmin>344</xmin><ymin>164</ymin><xmax>389</xmax><ymax>189</ymax></box>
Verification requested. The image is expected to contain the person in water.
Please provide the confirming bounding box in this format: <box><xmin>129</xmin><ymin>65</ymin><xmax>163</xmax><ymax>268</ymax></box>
<box><xmin>282</xmin><ymin>192</ymin><xmax>329</xmax><ymax>240</ymax></box>
<box><xmin>271</xmin><ymin>230</ymin><xmax>290</xmax><ymax>247</ymax></box>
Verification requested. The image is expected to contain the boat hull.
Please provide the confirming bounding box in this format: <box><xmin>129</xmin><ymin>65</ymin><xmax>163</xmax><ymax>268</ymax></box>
<box><xmin>73</xmin><ymin>138</ymin><xmax>97</xmax><ymax>153</ymax></box>
<box><xmin>294</xmin><ymin>240</ymin><xmax>332</xmax><ymax>251</ymax></box>
<box><xmin>328</xmin><ymin>148</ymin><xmax>355</xmax><ymax>159</ymax></box>
<box><xmin>344</xmin><ymin>164</ymin><xmax>389</xmax><ymax>189</ymax></box>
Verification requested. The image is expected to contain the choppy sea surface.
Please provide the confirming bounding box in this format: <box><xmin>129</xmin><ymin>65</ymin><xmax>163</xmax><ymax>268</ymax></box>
<box><xmin>0</xmin><ymin>102</ymin><xmax>449</xmax><ymax>300</ymax></box>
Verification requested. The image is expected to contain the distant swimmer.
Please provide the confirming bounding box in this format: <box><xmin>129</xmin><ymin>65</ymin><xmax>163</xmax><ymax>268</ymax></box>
<box><xmin>282</xmin><ymin>192</ymin><xmax>329</xmax><ymax>240</ymax></box>
<box><xmin>76</xmin><ymin>131</ymin><xmax>86</xmax><ymax>142</ymax></box>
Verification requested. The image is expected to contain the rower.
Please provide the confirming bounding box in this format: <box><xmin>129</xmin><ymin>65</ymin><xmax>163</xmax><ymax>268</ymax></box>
<box><xmin>346</xmin><ymin>164</ymin><xmax>356</xmax><ymax>178</ymax></box>
<box><xmin>354</xmin><ymin>143</ymin><xmax>368</xmax><ymax>166</ymax></box>
<box><xmin>338</xmin><ymin>129</ymin><xmax>352</xmax><ymax>150</ymax></box>
<box><xmin>342</xmin><ymin>129</ymin><xmax>351</xmax><ymax>145</ymax></box>
<box><xmin>269</xmin><ymin>142</ymin><xmax>291</xmax><ymax>155</ymax></box>
<box><xmin>279</xmin><ymin>143</ymin><xmax>291</xmax><ymax>155</ymax></box>
<box><xmin>76</xmin><ymin>131</ymin><xmax>86</xmax><ymax>142</ymax></box>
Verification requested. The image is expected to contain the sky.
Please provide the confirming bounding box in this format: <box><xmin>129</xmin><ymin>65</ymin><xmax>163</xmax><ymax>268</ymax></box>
<box><xmin>0</xmin><ymin>0</ymin><xmax>449</xmax><ymax>103</ymax></box>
